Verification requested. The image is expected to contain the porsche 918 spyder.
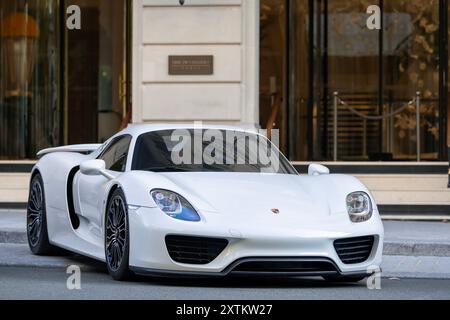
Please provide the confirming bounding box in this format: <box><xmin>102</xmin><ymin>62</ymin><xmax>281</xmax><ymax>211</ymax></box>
<box><xmin>27</xmin><ymin>124</ymin><xmax>383</xmax><ymax>281</ymax></box>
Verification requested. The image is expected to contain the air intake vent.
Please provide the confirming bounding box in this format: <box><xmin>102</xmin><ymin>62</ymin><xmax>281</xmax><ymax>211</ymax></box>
<box><xmin>165</xmin><ymin>235</ymin><xmax>228</xmax><ymax>265</ymax></box>
<box><xmin>334</xmin><ymin>236</ymin><xmax>375</xmax><ymax>264</ymax></box>
<box><xmin>232</xmin><ymin>259</ymin><xmax>338</xmax><ymax>275</ymax></box>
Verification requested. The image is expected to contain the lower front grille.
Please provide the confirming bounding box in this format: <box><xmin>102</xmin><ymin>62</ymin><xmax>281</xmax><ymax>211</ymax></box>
<box><xmin>165</xmin><ymin>235</ymin><xmax>229</xmax><ymax>265</ymax></box>
<box><xmin>231</xmin><ymin>259</ymin><xmax>338</xmax><ymax>275</ymax></box>
<box><xmin>334</xmin><ymin>236</ymin><xmax>375</xmax><ymax>264</ymax></box>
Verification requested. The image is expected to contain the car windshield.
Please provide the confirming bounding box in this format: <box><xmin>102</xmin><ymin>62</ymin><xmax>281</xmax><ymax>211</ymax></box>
<box><xmin>131</xmin><ymin>129</ymin><xmax>297</xmax><ymax>174</ymax></box>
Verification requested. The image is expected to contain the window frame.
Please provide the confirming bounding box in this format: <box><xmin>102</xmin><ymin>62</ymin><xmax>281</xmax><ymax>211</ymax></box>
<box><xmin>130</xmin><ymin>129</ymin><xmax>299</xmax><ymax>175</ymax></box>
<box><xmin>97</xmin><ymin>134</ymin><xmax>132</xmax><ymax>172</ymax></box>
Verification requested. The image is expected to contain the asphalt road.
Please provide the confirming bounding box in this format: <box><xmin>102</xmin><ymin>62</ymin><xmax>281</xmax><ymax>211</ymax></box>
<box><xmin>0</xmin><ymin>266</ymin><xmax>449</xmax><ymax>300</ymax></box>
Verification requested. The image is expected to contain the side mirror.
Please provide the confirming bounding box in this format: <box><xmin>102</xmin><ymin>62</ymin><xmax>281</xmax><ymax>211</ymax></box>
<box><xmin>308</xmin><ymin>164</ymin><xmax>330</xmax><ymax>176</ymax></box>
<box><xmin>80</xmin><ymin>159</ymin><xmax>113</xmax><ymax>180</ymax></box>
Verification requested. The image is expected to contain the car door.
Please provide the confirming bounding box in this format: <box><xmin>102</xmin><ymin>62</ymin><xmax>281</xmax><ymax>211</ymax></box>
<box><xmin>75</xmin><ymin>135</ymin><xmax>132</xmax><ymax>232</ymax></box>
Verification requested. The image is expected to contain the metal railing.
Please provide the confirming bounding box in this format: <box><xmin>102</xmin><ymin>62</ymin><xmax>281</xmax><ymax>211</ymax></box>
<box><xmin>333</xmin><ymin>91</ymin><xmax>422</xmax><ymax>162</ymax></box>
<box><xmin>266</xmin><ymin>93</ymin><xmax>283</xmax><ymax>140</ymax></box>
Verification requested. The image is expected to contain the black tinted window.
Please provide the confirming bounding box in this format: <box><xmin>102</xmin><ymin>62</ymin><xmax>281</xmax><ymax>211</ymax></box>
<box><xmin>99</xmin><ymin>135</ymin><xmax>131</xmax><ymax>172</ymax></box>
<box><xmin>132</xmin><ymin>130</ymin><xmax>297</xmax><ymax>174</ymax></box>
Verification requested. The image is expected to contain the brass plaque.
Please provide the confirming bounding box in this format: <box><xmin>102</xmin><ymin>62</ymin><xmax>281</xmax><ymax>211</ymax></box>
<box><xmin>169</xmin><ymin>55</ymin><xmax>214</xmax><ymax>75</ymax></box>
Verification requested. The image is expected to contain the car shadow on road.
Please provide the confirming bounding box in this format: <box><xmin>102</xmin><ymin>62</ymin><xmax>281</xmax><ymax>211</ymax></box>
<box><xmin>130</xmin><ymin>274</ymin><xmax>365</xmax><ymax>289</ymax></box>
<box><xmin>62</xmin><ymin>254</ymin><xmax>365</xmax><ymax>289</ymax></box>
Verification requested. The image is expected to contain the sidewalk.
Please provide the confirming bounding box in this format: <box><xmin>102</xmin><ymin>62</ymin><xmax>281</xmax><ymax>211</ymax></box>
<box><xmin>383</xmin><ymin>220</ymin><xmax>450</xmax><ymax>257</ymax></box>
<box><xmin>1</xmin><ymin>210</ymin><xmax>450</xmax><ymax>279</ymax></box>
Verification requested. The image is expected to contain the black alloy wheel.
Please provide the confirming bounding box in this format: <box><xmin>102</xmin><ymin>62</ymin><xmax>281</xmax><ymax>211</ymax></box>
<box><xmin>27</xmin><ymin>173</ymin><xmax>61</xmax><ymax>255</ymax></box>
<box><xmin>105</xmin><ymin>188</ymin><xmax>132</xmax><ymax>280</ymax></box>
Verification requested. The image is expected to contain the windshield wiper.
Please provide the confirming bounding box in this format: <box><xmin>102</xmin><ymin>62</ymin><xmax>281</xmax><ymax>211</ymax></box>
<box><xmin>143</xmin><ymin>166</ymin><xmax>191</xmax><ymax>172</ymax></box>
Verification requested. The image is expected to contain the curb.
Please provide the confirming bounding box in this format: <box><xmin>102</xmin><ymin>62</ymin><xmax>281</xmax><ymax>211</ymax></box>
<box><xmin>1</xmin><ymin>230</ymin><xmax>450</xmax><ymax>257</ymax></box>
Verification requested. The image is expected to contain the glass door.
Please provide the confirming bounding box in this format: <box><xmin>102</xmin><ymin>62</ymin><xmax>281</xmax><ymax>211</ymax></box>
<box><xmin>260</xmin><ymin>0</ymin><xmax>287</xmax><ymax>152</ymax></box>
<box><xmin>259</xmin><ymin>0</ymin><xmax>310</xmax><ymax>158</ymax></box>
<box><xmin>281</xmin><ymin>0</ymin><xmax>445</xmax><ymax>161</ymax></box>
<box><xmin>313</xmin><ymin>0</ymin><xmax>442</xmax><ymax>161</ymax></box>
<box><xmin>324</xmin><ymin>0</ymin><xmax>381</xmax><ymax>161</ymax></box>
<box><xmin>383</xmin><ymin>0</ymin><xmax>440</xmax><ymax>160</ymax></box>
<box><xmin>63</xmin><ymin>0</ymin><xmax>130</xmax><ymax>145</ymax></box>
<box><xmin>0</xmin><ymin>0</ymin><xmax>60</xmax><ymax>159</ymax></box>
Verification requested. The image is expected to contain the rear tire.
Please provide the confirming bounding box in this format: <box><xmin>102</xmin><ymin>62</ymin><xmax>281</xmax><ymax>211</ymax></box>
<box><xmin>105</xmin><ymin>188</ymin><xmax>133</xmax><ymax>281</ymax></box>
<box><xmin>322</xmin><ymin>275</ymin><xmax>367</xmax><ymax>283</ymax></box>
<box><xmin>27</xmin><ymin>173</ymin><xmax>61</xmax><ymax>255</ymax></box>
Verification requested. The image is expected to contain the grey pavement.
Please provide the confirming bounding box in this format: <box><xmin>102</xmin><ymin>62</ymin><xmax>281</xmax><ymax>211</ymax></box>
<box><xmin>0</xmin><ymin>210</ymin><xmax>24</xmax><ymax>232</ymax></box>
<box><xmin>382</xmin><ymin>255</ymin><xmax>450</xmax><ymax>279</ymax></box>
<box><xmin>0</xmin><ymin>266</ymin><xmax>449</xmax><ymax>300</ymax></box>
<box><xmin>383</xmin><ymin>220</ymin><xmax>450</xmax><ymax>257</ymax></box>
<box><xmin>384</xmin><ymin>220</ymin><xmax>450</xmax><ymax>244</ymax></box>
<box><xmin>0</xmin><ymin>243</ymin><xmax>449</xmax><ymax>279</ymax></box>
<box><xmin>0</xmin><ymin>243</ymin><xmax>101</xmax><ymax>270</ymax></box>
<box><xmin>0</xmin><ymin>210</ymin><xmax>27</xmax><ymax>244</ymax></box>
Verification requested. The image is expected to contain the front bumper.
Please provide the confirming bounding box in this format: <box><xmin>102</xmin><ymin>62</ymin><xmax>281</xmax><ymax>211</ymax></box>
<box><xmin>128</xmin><ymin>207</ymin><xmax>384</xmax><ymax>277</ymax></box>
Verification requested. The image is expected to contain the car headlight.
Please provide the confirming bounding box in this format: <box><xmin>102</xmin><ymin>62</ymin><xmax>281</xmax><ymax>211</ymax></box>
<box><xmin>346</xmin><ymin>191</ymin><xmax>373</xmax><ymax>223</ymax></box>
<box><xmin>151</xmin><ymin>189</ymin><xmax>201</xmax><ymax>222</ymax></box>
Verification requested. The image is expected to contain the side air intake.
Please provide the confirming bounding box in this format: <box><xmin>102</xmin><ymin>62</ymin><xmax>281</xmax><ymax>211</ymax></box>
<box><xmin>334</xmin><ymin>236</ymin><xmax>375</xmax><ymax>264</ymax></box>
<box><xmin>165</xmin><ymin>235</ymin><xmax>228</xmax><ymax>265</ymax></box>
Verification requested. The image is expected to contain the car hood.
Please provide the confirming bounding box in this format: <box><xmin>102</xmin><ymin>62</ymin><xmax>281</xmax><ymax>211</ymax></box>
<box><xmin>121</xmin><ymin>171</ymin><xmax>372</xmax><ymax>231</ymax></box>
<box><xmin>158</xmin><ymin>172</ymin><xmax>342</xmax><ymax>221</ymax></box>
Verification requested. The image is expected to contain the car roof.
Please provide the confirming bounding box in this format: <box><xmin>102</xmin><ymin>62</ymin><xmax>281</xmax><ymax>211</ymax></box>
<box><xmin>114</xmin><ymin>123</ymin><xmax>260</xmax><ymax>139</ymax></box>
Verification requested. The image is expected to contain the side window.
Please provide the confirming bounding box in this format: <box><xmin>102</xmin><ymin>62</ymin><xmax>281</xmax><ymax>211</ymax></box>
<box><xmin>99</xmin><ymin>136</ymin><xmax>132</xmax><ymax>172</ymax></box>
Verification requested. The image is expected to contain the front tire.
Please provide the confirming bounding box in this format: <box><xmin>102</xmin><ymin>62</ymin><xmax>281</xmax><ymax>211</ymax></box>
<box><xmin>105</xmin><ymin>188</ymin><xmax>132</xmax><ymax>281</ymax></box>
<box><xmin>27</xmin><ymin>173</ymin><xmax>61</xmax><ymax>255</ymax></box>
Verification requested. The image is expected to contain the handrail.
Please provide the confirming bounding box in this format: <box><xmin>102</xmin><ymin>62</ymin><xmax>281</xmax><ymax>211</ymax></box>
<box><xmin>119</xmin><ymin>107</ymin><xmax>132</xmax><ymax>131</ymax></box>
<box><xmin>334</xmin><ymin>92</ymin><xmax>415</xmax><ymax>120</ymax></box>
<box><xmin>267</xmin><ymin>94</ymin><xmax>283</xmax><ymax>140</ymax></box>
<box><xmin>333</xmin><ymin>91</ymin><xmax>422</xmax><ymax>162</ymax></box>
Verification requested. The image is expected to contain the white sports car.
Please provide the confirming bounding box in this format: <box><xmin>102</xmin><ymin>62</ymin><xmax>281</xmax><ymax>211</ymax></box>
<box><xmin>27</xmin><ymin>124</ymin><xmax>383</xmax><ymax>281</ymax></box>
